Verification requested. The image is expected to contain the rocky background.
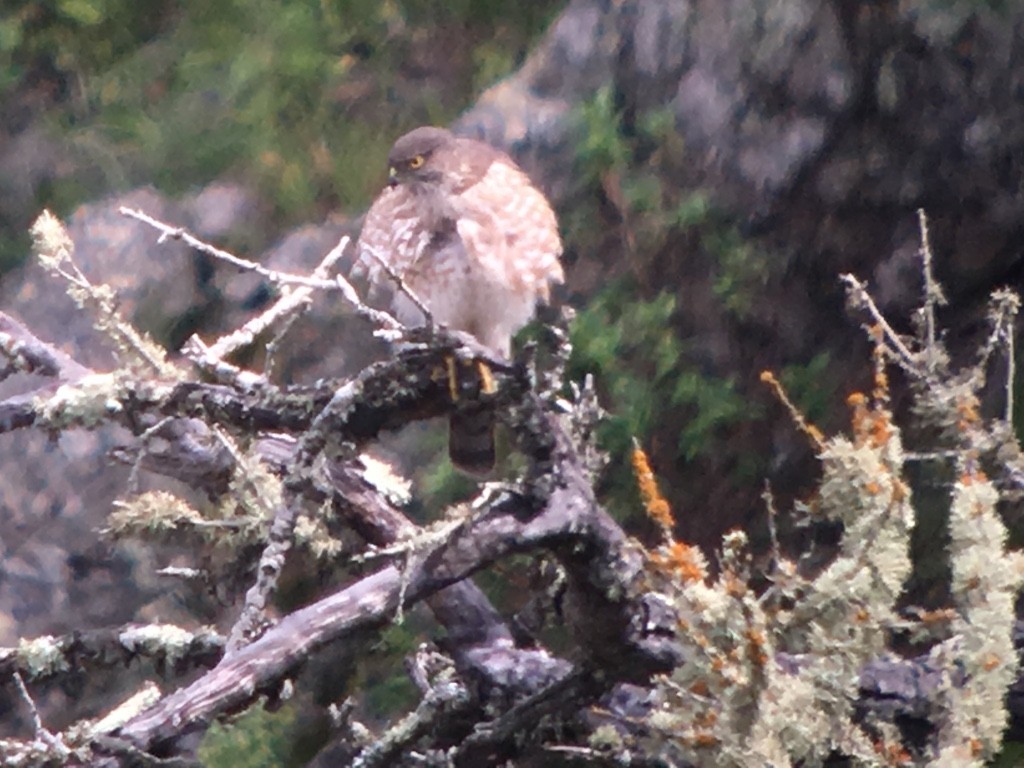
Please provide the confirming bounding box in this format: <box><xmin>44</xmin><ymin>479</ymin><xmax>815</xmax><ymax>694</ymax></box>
<box><xmin>1</xmin><ymin>0</ymin><xmax>1023</xmax><ymax>759</ymax></box>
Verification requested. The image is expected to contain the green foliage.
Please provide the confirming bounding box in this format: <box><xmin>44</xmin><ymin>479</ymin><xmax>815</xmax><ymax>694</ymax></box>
<box><xmin>705</xmin><ymin>224</ymin><xmax>770</xmax><ymax>318</ymax></box>
<box><xmin>359</xmin><ymin>621</ymin><xmax>420</xmax><ymax>719</ymax></box>
<box><xmin>2</xmin><ymin>0</ymin><xmax>559</xmax><ymax>246</ymax></box>
<box><xmin>571</xmin><ymin>88</ymin><xmax>770</xmax><ymax>321</ymax></box>
<box><xmin>199</xmin><ymin>704</ymin><xmax>299</xmax><ymax>768</ymax></box>
<box><xmin>669</xmin><ymin>370</ymin><xmax>748</xmax><ymax>461</ymax></box>
<box><xmin>575</xmin><ymin>86</ymin><xmax>630</xmax><ymax>186</ymax></box>
<box><xmin>58</xmin><ymin>0</ymin><xmax>405</xmax><ymax>217</ymax></box>
<box><xmin>570</xmin><ymin>282</ymin><xmax>749</xmax><ymax>466</ymax></box>
<box><xmin>412</xmin><ymin>424</ymin><xmax>477</xmax><ymax>512</ymax></box>
<box><xmin>0</xmin><ymin>0</ymin><xmax>170</xmax><ymax>99</ymax></box>
<box><xmin>778</xmin><ymin>352</ymin><xmax>833</xmax><ymax>425</ymax></box>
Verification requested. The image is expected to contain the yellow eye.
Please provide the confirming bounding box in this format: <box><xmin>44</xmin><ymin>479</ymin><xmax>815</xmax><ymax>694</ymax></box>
<box><xmin>408</xmin><ymin>155</ymin><xmax>425</xmax><ymax>169</ymax></box>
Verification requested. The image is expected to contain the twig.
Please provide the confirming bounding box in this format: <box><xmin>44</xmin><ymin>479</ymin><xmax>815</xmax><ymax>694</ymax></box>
<box><xmin>544</xmin><ymin>744</ymin><xmax>662</xmax><ymax>766</ymax></box>
<box><xmin>205</xmin><ymin>235</ymin><xmax>351</xmax><ymax>362</ymax></box>
<box><xmin>986</xmin><ymin>289</ymin><xmax>1021</xmax><ymax>425</ymax></box>
<box><xmin>155</xmin><ymin>566</ymin><xmax>209</xmax><ymax>582</ymax></box>
<box><xmin>31</xmin><ymin>211</ymin><xmax>175</xmax><ymax>378</ymax></box>
<box><xmin>225</xmin><ymin>380</ymin><xmax>363</xmax><ymax>653</ymax></box>
<box><xmin>351</xmin><ymin>677</ymin><xmax>470</xmax><ymax>768</ymax></box>
<box><xmin>840</xmin><ymin>273</ymin><xmax>918</xmax><ymax>370</ymax></box>
<box><xmin>0</xmin><ymin>625</ymin><xmax>225</xmax><ymax>688</ymax></box>
<box><xmin>119</xmin><ymin>207</ymin><xmax>405</xmax><ymax>332</ymax></box>
<box><xmin>121</xmin><ymin>207</ymin><xmax>321</xmax><ymax>286</ymax></box>
<box><xmin>126</xmin><ymin>416</ymin><xmax>175</xmax><ymax>493</ymax></box>
<box><xmin>12</xmin><ymin>671</ymin><xmax>67</xmax><ymax>754</ymax></box>
<box><xmin>761</xmin><ymin>481</ymin><xmax>781</xmax><ymax>576</ymax></box>
<box><xmin>360</xmin><ymin>246</ymin><xmax>435</xmax><ymax>326</ymax></box>
<box><xmin>1009</xmin><ymin>306</ymin><xmax>1017</xmax><ymax>425</ymax></box>
<box><xmin>12</xmin><ymin>671</ymin><xmax>43</xmax><ymax>736</ymax></box>
<box><xmin>759</xmin><ymin>371</ymin><xmax>825</xmax><ymax>451</ymax></box>
<box><xmin>182</xmin><ymin>335</ymin><xmax>266</xmax><ymax>389</ymax></box>
<box><xmin>263</xmin><ymin>309</ymin><xmax>302</xmax><ymax>379</ymax></box>
<box><xmin>348</xmin><ymin>514</ymin><xmax>470</xmax><ymax>565</ymax></box>
<box><xmin>917</xmin><ymin>209</ymin><xmax>946</xmax><ymax>374</ymax></box>
<box><xmin>0</xmin><ymin>312</ymin><xmax>90</xmax><ymax>381</ymax></box>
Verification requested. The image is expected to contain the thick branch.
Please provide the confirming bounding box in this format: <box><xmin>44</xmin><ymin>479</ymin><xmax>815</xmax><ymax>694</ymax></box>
<box><xmin>100</xmin><ymin>402</ymin><xmax>679</xmax><ymax>756</ymax></box>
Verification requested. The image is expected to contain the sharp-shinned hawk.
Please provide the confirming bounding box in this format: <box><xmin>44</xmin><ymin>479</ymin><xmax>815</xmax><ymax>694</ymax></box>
<box><xmin>354</xmin><ymin>126</ymin><xmax>564</xmax><ymax>473</ymax></box>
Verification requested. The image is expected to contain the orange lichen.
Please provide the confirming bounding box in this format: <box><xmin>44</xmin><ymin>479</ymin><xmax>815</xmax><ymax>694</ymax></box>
<box><xmin>917</xmin><ymin>608</ymin><xmax>955</xmax><ymax>626</ymax></box>
<box><xmin>761</xmin><ymin>370</ymin><xmax>825</xmax><ymax>450</ymax></box>
<box><xmin>869</xmin><ymin>412</ymin><xmax>893</xmax><ymax>446</ymax></box>
<box><xmin>724</xmin><ymin>573</ymin><xmax>747</xmax><ymax>598</ymax></box>
<box><xmin>651</xmin><ymin>540</ymin><xmax>707</xmax><ymax>584</ymax></box>
<box><xmin>691</xmin><ymin>732</ymin><xmax>720</xmax><ymax>748</ymax></box>
<box><xmin>847</xmin><ymin>392</ymin><xmax>867</xmax><ymax>407</ymax></box>
<box><xmin>956</xmin><ymin>395</ymin><xmax>980</xmax><ymax>429</ymax></box>
<box><xmin>865</xmin><ymin>481</ymin><xmax>882</xmax><ymax>495</ymax></box>
<box><xmin>689</xmin><ymin>680</ymin><xmax>710</xmax><ymax>697</ymax></box>
<box><xmin>632</xmin><ymin>444</ymin><xmax>674</xmax><ymax>532</ymax></box>
<box><xmin>745</xmin><ymin>628</ymin><xmax>769</xmax><ymax>667</ymax></box>
<box><xmin>873</xmin><ymin>739</ymin><xmax>913</xmax><ymax>766</ymax></box>
<box><xmin>982</xmin><ymin>653</ymin><xmax>1001</xmax><ymax>671</ymax></box>
<box><xmin>872</xmin><ymin>340</ymin><xmax>890</xmax><ymax>404</ymax></box>
<box><xmin>960</xmin><ymin>469</ymin><xmax>988</xmax><ymax>487</ymax></box>
<box><xmin>848</xmin><ymin>393</ymin><xmax>869</xmax><ymax>444</ymax></box>
<box><xmin>695</xmin><ymin>710</ymin><xmax>718</xmax><ymax>728</ymax></box>
<box><xmin>892</xmin><ymin>479</ymin><xmax>908</xmax><ymax>503</ymax></box>
<box><xmin>848</xmin><ymin>386</ymin><xmax>894</xmax><ymax>448</ymax></box>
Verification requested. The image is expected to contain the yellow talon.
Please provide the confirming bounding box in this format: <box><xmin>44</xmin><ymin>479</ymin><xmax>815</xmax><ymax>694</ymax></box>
<box><xmin>446</xmin><ymin>355</ymin><xmax>459</xmax><ymax>401</ymax></box>
<box><xmin>477</xmin><ymin>360</ymin><xmax>496</xmax><ymax>395</ymax></box>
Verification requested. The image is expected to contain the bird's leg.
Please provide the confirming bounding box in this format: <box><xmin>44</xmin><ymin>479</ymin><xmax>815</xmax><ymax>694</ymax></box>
<box><xmin>476</xmin><ymin>361</ymin><xmax>496</xmax><ymax>395</ymax></box>
<box><xmin>446</xmin><ymin>355</ymin><xmax>459</xmax><ymax>401</ymax></box>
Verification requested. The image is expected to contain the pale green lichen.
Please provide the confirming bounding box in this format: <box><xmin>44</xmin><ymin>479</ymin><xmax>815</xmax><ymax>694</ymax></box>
<box><xmin>931</xmin><ymin>474</ymin><xmax>1024</xmax><ymax>765</ymax></box>
<box><xmin>87</xmin><ymin>681</ymin><xmax>162</xmax><ymax>736</ymax></box>
<box><xmin>36</xmin><ymin>372</ymin><xmax>128</xmax><ymax>430</ymax></box>
<box><xmin>221</xmin><ymin>445</ymin><xmax>284</xmax><ymax>544</ymax></box>
<box><xmin>642</xmin><ymin>222</ymin><xmax>1024</xmax><ymax>764</ymax></box>
<box><xmin>294</xmin><ymin>505</ymin><xmax>344</xmax><ymax>561</ymax></box>
<box><xmin>360</xmin><ymin>453</ymin><xmax>412</xmax><ymax>507</ymax></box>
<box><xmin>645</xmin><ymin>414</ymin><xmax>915</xmax><ymax>767</ymax></box>
<box><xmin>30</xmin><ymin>210</ymin><xmax>177</xmax><ymax>378</ymax></box>
<box><xmin>17</xmin><ymin>635</ymin><xmax>70</xmax><ymax>679</ymax></box>
<box><xmin>119</xmin><ymin>624</ymin><xmax>197</xmax><ymax>666</ymax></box>
<box><xmin>108</xmin><ymin>490</ymin><xmax>205</xmax><ymax>536</ymax></box>
<box><xmin>588</xmin><ymin>723</ymin><xmax>624</xmax><ymax>752</ymax></box>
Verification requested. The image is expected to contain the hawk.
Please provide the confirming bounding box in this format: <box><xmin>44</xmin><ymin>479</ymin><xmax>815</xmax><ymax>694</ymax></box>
<box><xmin>354</xmin><ymin>126</ymin><xmax>564</xmax><ymax>473</ymax></box>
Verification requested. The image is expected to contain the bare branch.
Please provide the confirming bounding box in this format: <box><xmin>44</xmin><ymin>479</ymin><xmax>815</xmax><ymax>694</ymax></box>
<box><xmin>120</xmin><ymin>206</ymin><xmax>404</xmax><ymax>332</ymax></box>
<box><xmin>0</xmin><ymin>312</ymin><xmax>91</xmax><ymax>381</ymax></box>
<box><xmin>840</xmin><ymin>272</ymin><xmax>918</xmax><ymax>370</ymax></box>
<box><xmin>202</xmin><ymin>234</ymin><xmax>350</xmax><ymax>362</ymax></box>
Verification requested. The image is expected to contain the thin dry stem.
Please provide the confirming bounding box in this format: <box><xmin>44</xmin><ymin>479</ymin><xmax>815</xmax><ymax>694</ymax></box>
<box><xmin>759</xmin><ymin>370</ymin><xmax>825</xmax><ymax>451</ymax></box>
<box><xmin>205</xmin><ymin>234</ymin><xmax>351</xmax><ymax>361</ymax></box>
<box><xmin>917</xmin><ymin>209</ymin><xmax>946</xmax><ymax>373</ymax></box>
<box><xmin>360</xmin><ymin>246</ymin><xmax>435</xmax><ymax>325</ymax></box>
<box><xmin>840</xmin><ymin>273</ymin><xmax>918</xmax><ymax>371</ymax></box>
<box><xmin>119</xmin><ymin>206</ymin><xmax>404</xmax><ymax>332</ymax></box>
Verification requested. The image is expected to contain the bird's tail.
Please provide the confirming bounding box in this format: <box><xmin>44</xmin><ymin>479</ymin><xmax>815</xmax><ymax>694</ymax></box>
<box><xmin>449</xmin><ymin>411</ymin><xmax>495</xmax><ymax>476</ymax></box>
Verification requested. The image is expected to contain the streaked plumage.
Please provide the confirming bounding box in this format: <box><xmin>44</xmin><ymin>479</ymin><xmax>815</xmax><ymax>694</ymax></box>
<box><xmin>354</xmin><ymin>126</ymin><xmax>563</xmax><ymax>472</ymax></box>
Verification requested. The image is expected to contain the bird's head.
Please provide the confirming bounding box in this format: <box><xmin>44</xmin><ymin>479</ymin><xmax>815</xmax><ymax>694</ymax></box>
<box><xmin>387</xmin><ymin>126</ymin><xmax>454</xmax><ymax>188</ymax></box>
